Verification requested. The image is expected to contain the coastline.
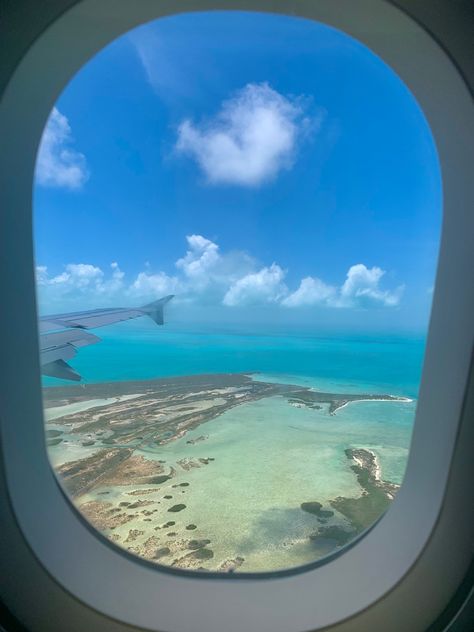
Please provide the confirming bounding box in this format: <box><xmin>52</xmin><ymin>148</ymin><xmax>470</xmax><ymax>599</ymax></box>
<box><xmin>329</xmin><ymin>396</ymin><xmax>413</xmax><ymax>415</ymax></box>
<box><xmin>43</xmin><ymin>371</ymin><xmax>412</xmax><ymax>572</ymax></box>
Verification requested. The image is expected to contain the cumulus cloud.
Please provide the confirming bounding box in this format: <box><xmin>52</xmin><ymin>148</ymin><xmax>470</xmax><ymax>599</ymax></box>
<box><xmin>341</xmin><ymin>264</ymin><xmax>384</xmax><ymax>299</ymax></box>
<box><xmin>176</xmin><ymin>234</ymin><xmax>221</xmax><ymax>286</ymax></box>
<box><xmin>339</xmin><ymin>264</ymin><xmax>404</xmax><ymax>307</ymax></box>
<box><xmin>37</xmin><ymin>263</ymin><xmax>109</xmax><ymax>311</ymax></box>
<box><xmin>282</xmin><ymin>276</ymin><xmax>336</xmax><ymax>307</ymax></box>
<box><xmin>176</xmin><ymin>83</ymin><xmax>312</xmax><ymax>186</ymax></box>
<box><xmin>36</xmin><ymin>237</ymin><xmax>403</xmax><ymax>313</ymax></box>
<box><xmin>174</xmin><ymin>234</ymin><xmax>255</xmax><ymax>296</ymax></box>
<box><xmin>37</xmin><ymin>262</ymin><xmax>128</xmax><ymax>304</ymax></box>
<box><xmin>50</xmin><ymin>263</ymin><xmax>103</xmax><ymax>289</ymax></box>
<box><xmin>38</xmin><ymin>263</ymin><xmax>104</xmax><ymax>295</ymax></box>
<box><xmin>98</xmin><ymin>262</ymin><xmax>125</xmax><ymax>295</ymax></box>
<box><xmin>282</xmin><ymin>264</ymin><xmax>403</xmax><ymax>309</ymax></box>
<box><xmin>223</xmin><ymin>263</ymin><xmax>287</xmax><ymax>307</ymax></box>
<box><xmin>36</xmin><ymin>107</ymin><xmax>89</xmax><ymax>190</ymax></box>
<box><xmin>129</xmin><ymin>270</ymin><xmax>180</xmax><ymax>297</ymax></box>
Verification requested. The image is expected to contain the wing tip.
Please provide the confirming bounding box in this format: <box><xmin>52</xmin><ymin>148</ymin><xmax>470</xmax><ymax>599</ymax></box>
<box><xmin>42</xmin><ymin>359</ymin><xmax>82</xmax><ymax>381</ymax></box>
<box><xmin>141</xmin><ymin>294</ymin><xmax>174</xmax><ymax>325</ymax></box>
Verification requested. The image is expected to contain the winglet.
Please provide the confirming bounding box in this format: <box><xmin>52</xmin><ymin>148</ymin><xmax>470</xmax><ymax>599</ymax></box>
<box><xmin>42</xmin><ymin>359</ymin><xmax>82</xmax><ymax>381</ymax></box>
<box><xmin>39</xmin><ymin>295</ymin><xmax>174</xmax><ymax>382</ymax></box>
<box><xmin>140</xmin><ymin>294</ymin><xmax>174</xmax><ymax>325</ymax></box>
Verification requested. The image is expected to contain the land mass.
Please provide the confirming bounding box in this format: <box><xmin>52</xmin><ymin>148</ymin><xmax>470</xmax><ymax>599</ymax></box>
<box><xmin>301</xmin><ymin>448</ymin><xmax>400</xmax><ymax>551</ymax></box>
<box><xmin>44</xmin><ymin>373</ymin><xmax>409</xmax><ymax>458</ymax></box>
<box><xmin>43</xmin><ymin>373</ymin><xmax>409</xmax><ymax>572</ymax></box>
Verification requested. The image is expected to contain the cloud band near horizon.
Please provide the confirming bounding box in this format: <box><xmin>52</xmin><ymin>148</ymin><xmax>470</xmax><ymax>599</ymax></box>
<box><xmin>36</xmin><ymin>234</ymin><xmax>404</xmax><ymax>312</ymax></box>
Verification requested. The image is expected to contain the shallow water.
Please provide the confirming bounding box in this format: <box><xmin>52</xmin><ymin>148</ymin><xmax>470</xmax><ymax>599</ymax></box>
<box><xmin>48</xmin><ymin>374</ymin><xmax>414</xmax><ymax>571</ymax></box>
<box><xmin>43</xmin><ymin>328</ymin><xmax>421</xmax><ymax>571</ymax></box>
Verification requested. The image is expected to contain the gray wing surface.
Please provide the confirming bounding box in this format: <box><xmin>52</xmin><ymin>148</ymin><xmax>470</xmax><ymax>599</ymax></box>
<box><xmin>39</xmin><ymin>295</ymin><xmax>173</xmax><ymax>381</ymax></box>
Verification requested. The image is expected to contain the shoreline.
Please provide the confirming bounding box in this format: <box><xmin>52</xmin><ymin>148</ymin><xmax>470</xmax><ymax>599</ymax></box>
<box><xmin>331</xmin><ymin>395</ymin><xmax>413</xmax><ymax>414</ymax></box>
<box><xmin>42</xmin><ymin>371</ymin><xmax>411</xmax><ymax>572</ymax></box>
<box><xmin>43</xmin><ymin>371</ymin><xmax>413</xmax><ymax>421</ymax></box>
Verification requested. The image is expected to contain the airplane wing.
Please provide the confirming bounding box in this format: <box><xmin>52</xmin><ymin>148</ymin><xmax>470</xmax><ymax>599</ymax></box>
<box><xmin>39</xmin><ymin>295</ymin><xmax>174</xmax><ymax>381</ymax></box>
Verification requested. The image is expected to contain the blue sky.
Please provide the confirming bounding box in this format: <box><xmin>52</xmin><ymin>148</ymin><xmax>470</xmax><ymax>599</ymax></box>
<box><xmin>34</xmin><ymin>11</ymin><xmax>441</xmax><ymax>331</ymax></box>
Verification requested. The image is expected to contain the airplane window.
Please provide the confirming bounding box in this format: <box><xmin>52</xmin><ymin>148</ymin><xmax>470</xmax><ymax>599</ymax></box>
<box><xmin>34</xmin><ymin>11</ymin><xmax>441</xmax><ymax>574</ymax></box>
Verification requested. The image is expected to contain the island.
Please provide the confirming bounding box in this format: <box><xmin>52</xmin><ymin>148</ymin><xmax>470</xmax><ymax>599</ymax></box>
<box><xmin>43</xmin><ymin>373</ymin><xmax>410</xmax><ymax>572</ymax></box>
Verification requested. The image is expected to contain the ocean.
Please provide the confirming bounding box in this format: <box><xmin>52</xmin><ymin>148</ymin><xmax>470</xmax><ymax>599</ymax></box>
<box><xmin>43</xmin><ymin>322</ymin><xmax>425</xmax><ymax>571</ymax></box>
<box><xmin>43</xmin><ymin>320</ymin><xmax>425</xmax><ymax>398</ymax></box>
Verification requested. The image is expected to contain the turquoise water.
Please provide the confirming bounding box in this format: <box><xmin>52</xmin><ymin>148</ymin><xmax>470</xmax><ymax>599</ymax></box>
<box><xmin>44</xmin><ymin>323</ymin><xmax>424</xmax><ymax>570</ymax></box>
<box><xmin>43</xmin><ymin>321</ymin><xmax>425</xmax><ymax>400</ymax></box>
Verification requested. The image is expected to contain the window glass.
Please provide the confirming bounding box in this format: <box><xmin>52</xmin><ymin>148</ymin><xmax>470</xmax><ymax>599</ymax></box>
<box><xmin>34</xmin><ymin>11</ymin><xmax>441</xmax><ymax>573</ymax></box>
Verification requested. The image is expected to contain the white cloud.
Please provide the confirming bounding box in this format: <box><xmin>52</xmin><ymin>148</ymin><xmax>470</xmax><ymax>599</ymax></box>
<box><xmin>97</xmin><ymin>262</ymin><xmax>125</xmax><ymax>295</ymax></box>
<box><xmin>340</xmin><ymin>264</ymin><xmax>384</xmax><ymax>299</ymax></box>
<box><xmin>282</xmin><ymin>276</ymin><xmax>336</xmax><ymax>307</ymax></box>
<box><xmin>282</xmin><ymin>264</ymin><xmax>403</xmax><ymax>309</ymax></box>
<box><xmin>50</xmin><ymin>263</ymin><xmax>103</xmax><ymax>289</ymax></box>
<box><xmin>36</xmin><ymin>239</ymin><xmax>404</xmax><ymax>313</ymax></box>
<box><xmin>176</xmin><ymin>234</ymin><xmax>221</xmax><ymax>285</ymax></box>
<box><xmin>37</xmin><ymin>263</ymin><xmax>120</xmax><ymax>300</ymax></box>
<box><xmin>36</xmin><ymin>107</ymin><xmax>89</xmax><ymax>190</ymax></box>
<box><xmin>36</xmin><ymin>263</ymin><xmax>104</xmax><ymax>294</ymax></box>
<box><xmin>38</xmin><ymin>260</ymin><xmax>176</xmax><ymax>309</ymax></box>
<box><xmin>176</xmin><ymin>83</ymin><xmax>312</xmax><ymax>186</ymax></box>
<box><xmin>339</xmin><ymin>264</ymin><xmax>404</xmax><ymax>307</ymax></box>
<box><xmin>174</xmin><ymin>234</ymin><xmax>255</xmax><ymax>296</ymax></box>
<box><xmin>129</xmin><ymin>271</ymin><xmax>180</xmax><ymax>298</ymax></box>
<box><xmin>223</xmin><ymin>263</ymin><xmax>287</xmax><ymax>307</ymax></box>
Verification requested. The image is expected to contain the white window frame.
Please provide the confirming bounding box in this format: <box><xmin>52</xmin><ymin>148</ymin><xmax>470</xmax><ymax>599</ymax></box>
<box><xmin>0</xmin><ymin>1</ymin><xmax>473</xmax><ymax>631</ymax></box>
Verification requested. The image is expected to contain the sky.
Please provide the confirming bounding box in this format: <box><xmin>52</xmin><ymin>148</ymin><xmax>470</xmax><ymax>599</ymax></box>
<box><xmin>33</xmin><ymin>11</ymin><xmax>442</xmax><ymax>332</ymax></box>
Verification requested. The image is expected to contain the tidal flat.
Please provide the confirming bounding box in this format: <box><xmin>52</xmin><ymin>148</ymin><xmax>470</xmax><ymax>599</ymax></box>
<box><xmin>43</xmin><ymin>373</ymin><xmax>412</xmax><ymax>572</ymax></box>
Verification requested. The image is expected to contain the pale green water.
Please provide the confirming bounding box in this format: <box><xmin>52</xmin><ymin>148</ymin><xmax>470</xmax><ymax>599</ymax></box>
<box><xmin>45</xmin><ymin>329</ymin><xmax>421</xmax><ymax>571</ymax></box>
<box><xmin>67</xmin><ymin>374</ymin><xmax>414</xmax><ymax>571</ymax></box>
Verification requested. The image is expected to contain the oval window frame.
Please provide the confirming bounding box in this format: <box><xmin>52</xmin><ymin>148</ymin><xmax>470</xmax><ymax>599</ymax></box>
<box><xmin>0</xmin><ymin>1</ymin><xmax>473</xmax><ymax>631</ymax></box>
